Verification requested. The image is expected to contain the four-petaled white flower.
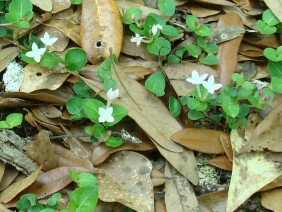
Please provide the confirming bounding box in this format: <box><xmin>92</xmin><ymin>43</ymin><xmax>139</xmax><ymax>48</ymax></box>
<box><xmin>40</xmin><ymin>32</ymin><xmax>58</xmax><ymax>46</ymax></box>
<box><xmin>151</xmin><ymin>24</ymin><xmax>163</xmax><ymax>35</ymax></box>
<box><xmin>107</xmin><ymin>88</ymin><xmax>119</xmax><ymax>102</ymax></box>
<box><xmin>98</xmin><ymin>107</ymin><xmax>114</xmax><ymax>123</ymax></box>
<box><xmin>186</xmin><ymin>70</ymin><xmax>208</xmax><ymax>85</ymax></box>
<box><xmin>202</xmin><ymin>75</ymin><xmax>222</xmax><ymax>94</ymax></box>
<box><xmin>130</xmin><ymin>34</ymin><xmax>144</xmax><ymax>46</ymax></box>
<box><xmin>25</xmin><ymin>43</ymin><xmax>46</xmax><ymax>63</ymax></box>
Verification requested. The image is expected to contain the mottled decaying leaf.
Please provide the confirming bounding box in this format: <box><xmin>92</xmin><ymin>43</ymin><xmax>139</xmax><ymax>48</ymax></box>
<box><xmin>51</xmin><ymin>0</ymin><xmax>71</xmax><ymax>14</ymax></box>
<box><xmin>226</xmin><ymin>130</ymin><xmax>282</xmax><ymax>212</ymax></box>
<box><xmin>0</xmin><ymin>47</ymin><xmax>19</xmax><ymax>73</ymax></box>
<box><xmin>216</xmin><ymin>12</ymin><xmax>244</xmax><ymax>87</ymax></box>
<box><xmin>171</xmin><ymin>128</ymin><xmax>228</xmax><ymax>154</ymax></box>
<box><xmin>239</xmin><ymin>105</ymin><xmax>282</xmax><ymax>153</ymax></box>
<box><xmin>207</xmin><ymin>155</ymin><xmax>232</xmax><ymax>171</ymax></box>
<box><xmin>198</xmin><ymin>188</ymin><xmax>228</xmax><ymax>212</ymax></box>
<box><xmin>164</xmin><ymin>62</ymin><xmax>218</xmax><ymax>96</ymax></box>
<box><xmin>29</xmin><ymin>0</ymin><xmax>52</xmax><ymax>11</ymax></box>
<box><xmin>261</xmin><ymin>188</ymin><xmax>282</xmax><ymax>211</ymax></box>
<box><xmin>81</xmin><ymin>0</ymin><xmax>123</xmax><ymax>64</ymax></box>
<box><xmin>98</xmin><ymin>151</ymin><xmax>154</xmax><ymax>212</ymax></box>
<box><xmin>0</xmin><ymin>165</ymin><xmax>18</xmax><ymax>192</ymax></box>
<box><xmin>0</xmin><ymin>167</ymin><xmax>41</xmax><ymax>203</ymax></box>
<box><xmin>210</xmin><ymin>26</ymin><xmax>245</xmax><ymax>44</ymax></box>
<box><xmin>20</xmin><ymin>64</ymin><xmax>69</xmax><ymax>93</ymax></box>
<box><xmin>25</xmin><ymin>130</ymin><xmax>57</xmax><ymax>171</ymax></box>
<box><xmin>165</xmin><ymin>163</ymin><xmax>200</xmax><ymax>211</ymax></box>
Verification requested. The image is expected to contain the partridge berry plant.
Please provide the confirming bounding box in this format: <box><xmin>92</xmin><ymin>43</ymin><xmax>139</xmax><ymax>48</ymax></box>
<box><xmin>181</xmin><ymin>70</ymin><xmax>274</xmax><ymax>129</ymax></box>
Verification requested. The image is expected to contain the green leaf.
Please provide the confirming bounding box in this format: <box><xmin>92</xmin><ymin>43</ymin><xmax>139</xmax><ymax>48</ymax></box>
<box><xmin>71</xmin><ymin>0</ymin><xmax>83</xmax><ymax>5</ymax></box>
<box><xmin>66</xmin><ymin>97</ymin><xmax>83</xmax><ymax>120</ymax></box>
<box><xmin>16</xmin><ymin>194</ymin><xmax>38</xmax><ymax>210</ymax></box>
<box><xmin>158</xmin><ymin>0</ymin><xmax>175</xmax><ymax>16</ymax></box>
<box><xmin>257</xmin><ymin>20</ymin><xmax>276</xmax><ymax>34</ymax></box>
<box><xmin>205</xmin><ymin>43</ymin><xmax>218</xmax><ymax>54</ymax></box>
<box><xmin>0</xmin><ymin>121</ymin><xmax>9</xmax><ymax>129</ymax></box>
<box><xmin>231</xmin><ymin>73</ymin><xmax>245</xmax><ymax>85</ymax></box>
<box><xmin>73</xmin><ymin>81</ymin><xmax>91</xmax><ymax>97</ymax></box>
<box><xmin>92</xmin><ymin>124</ymin><xmax>107</xmax><ymax>139</ymax></box>
<box><xmin>268</xmin><ymin>61</ymin><xmax>282</xmax><ymax>77</ymax></box>
<box><xmin>264</xmin><ymin>48</ymin><xmax>279</xmax><ymax>62</ymax></box>
<box><xmin>124</xmin><ymin>7</ymin><xmax>142</xmax><ymax>24</ymax></box>
<box><xmin>47</xmin><ymin>193</ymin><xmax>61</xmax><ymax>207</ymax></box>
<box><xmin>199</xmin><ymin>54</ymin><xmax>219</xmax><ymax>65</ymax></box>
<box><xmin>64</xmin><ymin>48</ymin><xmax>87</xmax><ymax>72</ymax></box>
<box><xmin>188</xmin><ymin>110</ymin><xmax>205</xmax><ymax>120</ymax></box>
<box><xmin>169</xmin><ymin>96</ymin><xmax>181</xmax><ymax>117</ymax></box>
<box><xmin>196</xmin><ymin>37</ymin><xmax>207</xmax><ymax>49</ymax></box>
<box><xmin>103</xmin><ymin>79</ymin><xmax>117</xmax><ymax>92</ymax></box>
<box><xmin>196</xmin><ymin>24</ymin><xmax>213</xmax><ymax>37</ymax></box>
<box><xmin>187</xmin><ymin>98</ymin><xmax>207</xmax><ymax>111</ymax></box>
<box><xmin>161</xmin><ymin>25</ymin><xmax>179</xmax><ymax>37</ymax></box>
<box><xmin>237</xmin><ymin>104</ymin><xmax>249</xmax><ymax>119</ymax></box>
<box><xmin>97</xmin><ymin>57</ymin><xmax>112</xmax><ymax>81</ymax></box>
<box><xmin>186</xmin><ymin>15</ymin><xmax>198</xmax><ymax>30</ymax></box>
<box><xmin>167</xmin><ymin>55</ymin><xmax>181</xmax><ymax>63</ymax></box>
<box><xmin>5</xmin><ymin>113</ymin><xmax>23</xmax><ymax>128</ymax></box>
<box><xmin>83</xmin><ymin>99</ymin><xmax>105</xmax><ymax>123</ymax></box>
<box><xmin>222</xmin><ymin>103</ymin><xmax>240</xmax><ymax>118</ymax></box>
<box><xmin>104</xmin><ymin>104</ymin><xmax>128</xmax><ymax>127</ymax></box>
<box><xmin>69</xmin><ymin>186</ymin><xmax>98</xmax><ymax>212</ymax></box>
<box><xmin>241</xmin><ymin>81</ymin><xmax>254</xmax><ymax>90</ymax></box>
<box><xmin>147</xmin><ymin>37</ymin><xmax>171</xmax><ymax>56</ymax></box>
<box><xmin>262</xmin><ymin>9</ymin><xmax>280</xmax><ymax>27</ymax></box>
<box><xmin>272</xmin><ymin>76</ymin><xmax>282</xmax><ymax>93</ymax></box>
<box><xmin>105</xmin><ymin>136</ymin><xmax>123</xmax><ymax>147</ymax></box>
<box><xmin>129</xmin><ymin>24</ymin><xmax>144</xmax><ymax>35</ymax></box>
<box><xmin>5</xmin><ymin>0</ymin><xmax>33</xmax><ymax>29</ymax></box>
<box><xmin>145</xmin><ymin>71</ymin><xmax>165</xmax><ymax>96</ymax></box>
<box><xmin>186</xmin><ymin>44</ymin><xmax>201</xmax><ymax>58</ymax></box>
<box><xmin>74</xmin><ymin>172</ymin><xmax>97</xmax><ymax>187</ymax></box>
<box><xmin>40</xmin><ymin>52</ymin><xmax>61</xmax><ymax>68</ymax></box>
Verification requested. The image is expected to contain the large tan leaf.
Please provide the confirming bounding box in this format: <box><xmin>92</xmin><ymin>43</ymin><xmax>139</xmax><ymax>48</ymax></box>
<box><xmin>0</xmin><ymin>47</ymin><xmax>19</xmax><ymax>73</ymax></box>
<box><xmin>98</xmin><ymin>151</ymin><xmax>154</xmax><ymax>212</ymax></box>
<box><xmin>29</xmin><ymin>0</ymin><xmax>52</xmax><ymax>11</ymax></box>
<box><xmin>171</xmin><ymin>128</ymin><xmax>228</xmax><ymax>154</ymax></box>
<box><xmin>239</xmin><ymin>105</ymin><xmax>282</xmax><ymax>153</ymax></box>
<box><xmin>0</xmin><ymin>167</ymin><xmax>41</xmax><ymax>203</ymax></box>
<box><xmin>226</xmin><ymin>130</ymin><xmax>282</xmax><ymax>212</ymax></box>
<box><xmin>198</xmin><ymin>189</ymin><xmax>228</xmax><ymax>212</ymax></box>
<box><xmin>165</xmin><ymin>163</ymin><xmax>200</xmax><ymax>211</ymax></box>
<box><xmin>81</xmin><ymin>0</ymin><xmax>123</xmax><ymax>64</ymax></box>
<box><xmin>261</xmin><ymin>188</ymin><xmax>282</xmax><ymax>211</ymax></box>
<box><xmin>216</xmin><ymin>12</ymin><xmax>244</xmax><ymax>87</ymax></box>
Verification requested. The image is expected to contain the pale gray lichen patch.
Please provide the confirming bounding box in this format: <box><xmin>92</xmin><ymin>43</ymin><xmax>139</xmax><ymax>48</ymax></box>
<box><xmin>3</xmin><ymin>61</ymin><xmax>24</xmax><ymax>92</ymax></box>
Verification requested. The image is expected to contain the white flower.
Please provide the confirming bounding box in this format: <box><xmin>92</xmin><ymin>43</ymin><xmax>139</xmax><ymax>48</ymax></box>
<box><xmin>40</xmin><ymin>32</ymin><xmax>58</xmax><ymax>46</ymax></box>
<box><xmin>25</xmin><ymin>42</ymin><xmax>46</xmax><ymax>63</ymax></box>
<box><xmin>98</xmin><ymin>107</ymin><xmax>114</xmax><ymax>123</ymax></box>
<box><xmin>202</xmin><ymin>75</ymin><xmax>222</xmax><ymax>94</ymax></box>
<box><xmin>151</xmin><ymin>24</ymin><xmax>163</xmax><ymax>35</ymax></box>
<box><xmin>130</xmin><ymin>34</ymin><xmax>144</xmax><ymax>46</ymax></box>
<box><xmin>107</xmin><ymin>88</ymin><xmax>119</xmax><ymax>102</ymax></box>
<box><xmin>3</xmin><ymin>61</ymin><xmax>24</xmax><ymax>92</ymax></box>
<box><xmin>186</xmin><ymin>70</ymin><xmax>208</xmax><ymax>85</ymax></box>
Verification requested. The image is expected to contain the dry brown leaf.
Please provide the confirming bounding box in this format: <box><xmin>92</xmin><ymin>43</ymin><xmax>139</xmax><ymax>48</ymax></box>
<box><xmin>0</xmin><ymin>163</ymin><xmax>5</xmax><ymax>183</ymax></box>
<box><xmin>0</xmin><ymin>165</ymin><xmax>18</xmax><ymax>192</ymax></box>
<box><xmin>51</xmin><ymin>0</ymin><xmax>71</xmax><ymax>14</ymax></box>
<box><xmin>0</xmin><ymin>47</ymin><xmax>19</xmax><ymax>73</ymax></box>
<box><xmin>219</xmin><ymin>133</ymin><xmax>233</xmax><ymax>161</ymax></box>
<box><xmin>29</xmin><ymin>0</ymin><xmax>52</xmax><ymax>11</ymax></box>
<box><xmin>91</xmin><ymin>140</ymin><xmax>156</xmax><ymax>165</ymax></box>
<box><xmin>25</xmin><ymin>130</ymin><xmax>57</xmax><ymax>171</ymax></box>
<box><xmin>261</xmin><ymin>175</ymin><xmax>282</xmax><ymax>191</ymax></box>
<box><xmin>155</xmin><ymin>199</ymin><xmax>166</xmax><ymax>212</ymax></box>
<box><xmin>263</xmin><ymin>0</ymin><xmax>282</xmax><ymax>22</ymax></box>
<box><xmin>47</xmin><ymin>20</ymin><xmax>80</xmax><ymax>45</ymax></box>
<box><xmin>226</xmin><ymin>130</ymin><xmax>282</xmax><ymax>212</ymax></box>
<box><xmin>0</xmin><ymin>167</ymin><xmax>41</xmax><ymax>203</ymax></box>
<box><xmin>53</xmin><ymin>143</ymin><xmax>94</xmax><ymax>170</ymax></box>
<box><xmin>98</xmin><ymin>151</ymin><xmax>154</xmax><ymax>212</ymax></box>
<box><xmin>193</xmin><ymin>0</ymin><xmax>236</xmax><ymax>6</ymax></box>
<box><xmin>153</xmin><ymin>141</ymin><xmax>198</xmax><ymax>185</ymax></box>
<box><xmin>151</xmin><ymin>169</ymin><xmax>166</xmax><ymax>187</ymax></box>
<box><xmin>171</xmin><ymin>128</ymin><xmax>228</xmax><ymax>154</ymax></box>
<box><xmin>210</xmin><ymin>26</ymin><xmax>245</xmax><ymax>44</ymax></box>
<box><xmin>0</xmin><ymin>203</ymin><xmax>13</xmax><ymax>212</ymax></box>
<box><xmin>239</xmin><ymin>43</ymin><xmax>264</xmax><ymax>57</ymax></box>
<box><xmin>239</xmin><ymin>105</ymin><xmax>282</xmax><ymax>153</ymax></box>
<box><xmin>40</xmin><ymin>27</ymin><xmax>69</xmax><ymax>52</ymax></box>
<box><xmin>165</xmin><ymin>163</ymin><xmax>200</xmax><ymax>211</ymax></box>
<box><xmin>39</xmin><ymin>105</ymin><xmax>62</xmax><ymax>118</ymax></box>
<box><xmin>198</xmin><ymin>188</ymin><xmax>228</xmax><ymax>212</ymax></box>
<box><xmin>244</xmin><ymin>33</ymin><xmax>279</xmax><ymax>48</ymax></box>
<box><xmin>81</xmin><ymin>0</ymin><xmax>123</xmax><ymax>64</ymax></box>
<box><xmin>20</xmin><ymin>64</ymin><xmax>69</xmax><ymax>93</ymax></box>
<box><xmin>188</xmin><ymin>4</ymin><xmax>221</xmax><ymax>18</ymax></box>
<box><xmin>216</xmin><ymin>12</ymin><xmax>244</xmax><ymax>87</ymax></box>
<box><xmin>164</xmin><ymin>62</ymin><xmax>218</xmax><ymax>96</ymax></box>
<box><xmin>261</xmin><ymin>188</ymin><xmax>282</xmax><ymax>211</ymax></box>
<box><xmin>207</xmin><ymin>155</ymin><xmax>233</xmax><ymax>171</ymax></box>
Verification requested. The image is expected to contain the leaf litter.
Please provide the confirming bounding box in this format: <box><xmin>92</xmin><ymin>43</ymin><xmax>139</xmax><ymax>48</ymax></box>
<box><xmin>0</xmin><ymin>0</ymin><xmax>281</xmax><ymax>211</ymax></box>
